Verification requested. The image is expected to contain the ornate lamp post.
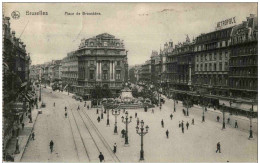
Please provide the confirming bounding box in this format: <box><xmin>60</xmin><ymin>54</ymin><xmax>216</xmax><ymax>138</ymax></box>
<box><xmin>112</xmin><ymin>108</ymin><xmax>120</xmax><ymax>134</ymax></box>
<box><xmin>174</xmin><ymin>99</ymin><xmax>176</xmax><ymax>112</ymax></box>
<box><xmin>136</xmin><ymin>120</ymin><xmax>149</xmax><ymax>161</ymax></box>
<box><xmin>39</xmin><ymin>79</ymin><xmax>42</xmax><ymax>102</ymax></box>
<box><xmin>106</xmin><ymin>108</ymin><xmax>110</xmax><ymax>126</ymax></box>
<box><xmin>121</xmin><ymin>111</ymin><xmax>132</xmax><ymax>145</ymax></box>
<box><xmin>222</xmin><ymin>103</ymin><xmax>225</xmax><ymax>129</ymax></box>
<box><xmin>249</xmin><ymin>103</ymin><xmax>253</xmax><ymax>139</ymax></box>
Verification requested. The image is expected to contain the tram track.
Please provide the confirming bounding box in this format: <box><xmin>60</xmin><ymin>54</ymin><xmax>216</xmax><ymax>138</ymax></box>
<box><xmin>81</xmin><ymin>109</ymin><xmax>121</xmax><ymax>162</ymax></box>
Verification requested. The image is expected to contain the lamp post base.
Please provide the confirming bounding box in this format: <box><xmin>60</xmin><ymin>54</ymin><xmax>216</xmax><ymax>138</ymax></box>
<box><xmin>114</xmin><ymin>126</ymin><xmax>118</xmax><ymax>134</ymax></box>
<box><xmin>140</xmin><ymin>150</ymin><xmax>144</xmax><ymax>161</ymax></box>
<box><xmin>249</xmin><ymin>129</ymin><xmax>253</xmax><ymax>139</ymax></box>
<box><xmin>107</xmin><ymin>120</ymin><xmax>110</xmax><ymax>126</ymax></box>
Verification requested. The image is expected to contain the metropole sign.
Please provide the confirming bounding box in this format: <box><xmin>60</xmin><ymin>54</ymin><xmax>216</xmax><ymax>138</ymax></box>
<box><xmin>215</xmin><ymin>16</ymin><xmax>236</xmax><ymax>31</ymax></box>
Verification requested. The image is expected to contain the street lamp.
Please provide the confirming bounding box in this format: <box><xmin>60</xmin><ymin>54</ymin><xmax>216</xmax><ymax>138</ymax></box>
<box><xmin>39</xmin><ymin>79</ymin><xmax>42</xmax><ymax>102</ymax></box>
<box><xmin>222</xmin><ymin>103</ymin><xmax>225</xmax><ymax>129</ymax></box>
<box><xmin>136</xmin><ymin>120</ymin><xmax>149</xmax><ymax>161</ymax></box>
<box><xmin>107</xmin><ymin>108</ymin><xmax>110</xmax><ymax>126</ymax></box>
<box><xmin>201</xmin><ymin>100</ymin><xmax>205</xmax><ymax>122</ymax></box>
<box><xmin>112</xmin><ymin>108</ymin><xmax>120</xmax><ymax>134</ymax></box>
<box><xmin>249</xmin><ymin>103</ymin><xmax>253</xmax><ymax>139</ymax></box>
<box><xmin>122</xmin><ymin>111</ymin><xmax>132</xmax><ymax>145</ymax></box>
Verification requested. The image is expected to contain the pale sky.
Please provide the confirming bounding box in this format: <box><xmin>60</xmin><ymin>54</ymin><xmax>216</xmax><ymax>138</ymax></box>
<box><xmin>3</xmin><ymin>3</ymin><xmax>257</xmax><ymax>66</ymax></box>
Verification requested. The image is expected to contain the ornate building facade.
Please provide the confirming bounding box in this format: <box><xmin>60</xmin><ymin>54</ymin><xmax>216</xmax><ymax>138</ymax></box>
<box><xmin>75</xmin><ymin>33</ymin><xmax>128</xmax><ymax>96</ymax></box>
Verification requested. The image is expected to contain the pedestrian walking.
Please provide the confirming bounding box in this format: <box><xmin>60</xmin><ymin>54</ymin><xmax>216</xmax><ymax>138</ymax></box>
<box><xmin>192</xmin><ymin>118</ymin><xmax>194</xmax><ymax>125</ymax></box>
<box><xmin>77</xmin><ymin>106</ymin><xmax>80</xmax><ymax>110</ymax></box>
<box><xmin>181</xmin><ymin>120</ymin><xmax>184</xmax><ymax>128</ymax></box>
<box><xmin>161</xmin><ymin>119</ymin><xmax>164</xmax><ymax>128</ymax></box>
<box><xmin>227</xmin><ymin>117</ymin><xmax>230</xmax><ymax>124</ymax></box>
<box><xmin>235</xmin><ymin>120</ymin><xmax>238</xmax><ymax>128</ymax></box>
<box><xmin>87</xmin><ymin>105</ymin><xmax>90</xmax><ymax>110</ymax></box>
<box><xmin>98</xmin><ymin>152</ymin><xmax>105</xmax><ymax>162</ymax></box>
<box><xmin>174</xmin><ymin>106</ymin><xmax>176</xmax><ymax>112</ymax></box>
<box><xmin>135</xmin><ymin>112</ymin><xmax>137</xmax><ymax>118</ymax></box>
<box><xmin>186</xmin><ymin>122</ymin><xmax>189</xmax><ymax>130</ymax></box>
<box><xmin>170</xmin><ymin>114</ymin><xmax>173</xmax><ymax>120</ymax></box>
<box><xmin>97</xmin><ymin>109</ymin><xmax>99</xmax><ymax>114</ymax></box>
<box><xmin>49</xmin><ymin>140</ymin><xmax>54</xmax><ymax>153</ymax></box>
<box><xmin>53</xmin><ymin>102</ymin><xmax>55</xmax><ymax>107</ymax></box>
<box><xmin>166</xmin><ymin>130</ymin><xmax>169</xmax><ymax>138</ymax></box>
<box><xmin>22</xmin><ymin>122</ymin><xmax>25</xmax><ymax>130</ymax></box>
<box><xmin>98</xmin><ymin>116</ymin><xmax>101</xmax><ymax>122</ymax></box>
<box><xmin>31</xmin><ymin>132</ymin><xmax>35</xmax><ymax>140</ymax></box>
<box><xmin>179</xmin><ymin>121</ymin><xmax>181</xmax><ymax>128</ymax></box>
<box><xmin>216</xmin><ymin>142</ymin><xmax>221</xmax><ymax>153</ymax></box>
<box><xmin>65</xmin><ymin>107</ymin><xmax>67</xmax><ymax>112</ymax></box>
<box><xmin>113</xmin><ymin>143</ymin><xmax>117</xmax><ymax>153</ymax></box>
<box><xmin>217</xmin><ymin>116</ymin><xmax>220</xmax><ymax>122</ymax></box>
<box><xmin>137</xmin><ymin>118</ymin><xmax>140</xmax><ymax>126</ymax></box>
<box><xmin>101</xmin><ymin>113</ymin><xmax>103</xmax><ymax>119</ymax></box>
<box><xmin>65</xmin><ymin>112</ymin><xmax>67</xmax><ymax>118</ymax></box>
<box><xmin>182</xmin><ymin>126</ymin><xmax>184</xmax><ymax>133</ymax></box>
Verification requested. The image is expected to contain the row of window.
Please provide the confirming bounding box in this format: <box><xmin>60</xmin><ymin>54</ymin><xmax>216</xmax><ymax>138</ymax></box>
<box><xmin>196</xmin><ymin>62</ymin><xmax>228</xmax><ymax>71</ymax></box>
<box><xmin>79</xmin><ymin>60</ymin><xmax>121</xmax><ymax>66</ymax></box>
<box><xmin>229</xmin><ymin>79</ymin><xmax>257</xmax><ymax>90</ymax></box>
<box><xmin>89</xmin><ymin>70</ymin><xmax>121</xmax><ymax>80</ymax></box>
<box><xmin>229</xmin><ymin>68</ymin><xmax>257</xmax><ymax>76</ymax></box>
<box><xmin>85</xmin><ymin>41</ymin><xmax>121</xmax><ymax>47</ymax></box>
<box><xmin>229</xmin><ymin>57</ymin><xmax>257</xmax><ymax>66</ymax></box>
<box><xmin>196</xmin><ymin>51</ymin><xmax>228</xmax><ymax>62</ymax></box>
<box><xmin>231</xmin><ymin>46</ymin><xmax>257</xmax><ymax>56</ymax></box>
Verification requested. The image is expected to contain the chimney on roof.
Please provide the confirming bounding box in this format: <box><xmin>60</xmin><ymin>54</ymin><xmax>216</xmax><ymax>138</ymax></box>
<box><xmin>169</xmin><ymin>39</ymin><xmax>173</xmax><ymax>47</ymax></box>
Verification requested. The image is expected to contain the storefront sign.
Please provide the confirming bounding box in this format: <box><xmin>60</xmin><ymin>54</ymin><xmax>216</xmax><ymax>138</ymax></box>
<box><xmin>216</xmin><ymin>17</ymin><xmax>236</xmax><ymax>30</ymax></box>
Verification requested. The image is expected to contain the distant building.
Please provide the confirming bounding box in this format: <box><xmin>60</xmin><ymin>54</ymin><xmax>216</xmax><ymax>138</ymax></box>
<box><xmin>53</xmin><ymin>60</ymin><xmax>62</xmax><ymax>81</ymax></box>
<box><xmin>150</xmin><ymin>50</ymin><xmax>161</xmax><ymax>86</ymax></box>
<box><xmin>228</xmin><ymin>14</ymin><xmax>258</xmax><ymax>108</ymax></box>
<box><xmin>61</xmin><ymin>51</ymin><xmax>78</xmax><ymax>92</ymax></box>
<box><xmin>75</xmin><ymin>33</ymin><xmax>128</xmax><ymax>96</ymax></box>
<box><xmin>140</xmin><ymin>60</ymin><xmax>151</xmax><ymax>85</ymax></box>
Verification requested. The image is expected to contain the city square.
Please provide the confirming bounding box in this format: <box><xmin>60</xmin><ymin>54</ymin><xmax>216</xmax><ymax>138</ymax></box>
<box><xmin>2</xmin><ymin>3</ymin><xmax>258</xmax><ymax>162</ymax></box>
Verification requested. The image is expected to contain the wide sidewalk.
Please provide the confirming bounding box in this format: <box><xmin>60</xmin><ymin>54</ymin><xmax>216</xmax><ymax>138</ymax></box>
<box><xmin>5</xmin><ymin>102</ymin><xmax>39</xmax><ymax>162</ymax></box>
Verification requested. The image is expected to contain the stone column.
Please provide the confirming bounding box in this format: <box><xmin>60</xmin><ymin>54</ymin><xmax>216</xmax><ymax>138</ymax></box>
<box><xmin>188</xmin><ymin>63</ymin><xmax>192</xmax><ymax>85</ymax></box>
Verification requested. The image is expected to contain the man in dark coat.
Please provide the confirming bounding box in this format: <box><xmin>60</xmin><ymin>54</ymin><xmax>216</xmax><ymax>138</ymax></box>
<box><xmin>192</xmin><ymin>118</ymin><xmax>194</xmax><ymax>125</ymax></box>
<box><xmin>186</xmin><ymin>122</ymin><xmax>189</xmax><ymax>130</ymax></box>
<box><xmin>166</xmin><ymin>130</ymin><xmax>169</xmax><ymax>138</ymax></box>
<box><xmin>235</xmin><ymin>120</ymin><xmax>238</xmax><ymax>128</ymax></box>
<box><xmin>113</xmin><ymin>143</ymin><xmax>117</xmax><ymax>153</ymax></box>
<box><xmin>216</xmin><ymin>142</ymin><xmax>221</xmax><ymax>153</ymax></box>
<box><xmin>161</xmin><ymin>119</ymin><xmax>164</xmax><ymax>128</ymax></box>
<box><xmin>170</xmin><ymin>114</ymin><xmax>173</xmax><ymax>120</ymax></box>
<box><xmin>217</xmin><ymin>116</ymin><xmax>220</xmax><ymax>122</ymax></box>
<box><xmin>98</xmin><ymin>152</ymin><xmax>104</xmax><ymax>162</ymax></box>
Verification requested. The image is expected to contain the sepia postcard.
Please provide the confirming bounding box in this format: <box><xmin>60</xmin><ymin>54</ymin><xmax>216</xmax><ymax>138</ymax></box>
<box><xmin>2</xmin><ymin>2</ymin><xmax>258</xmax><ymax>162</ymax></box>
